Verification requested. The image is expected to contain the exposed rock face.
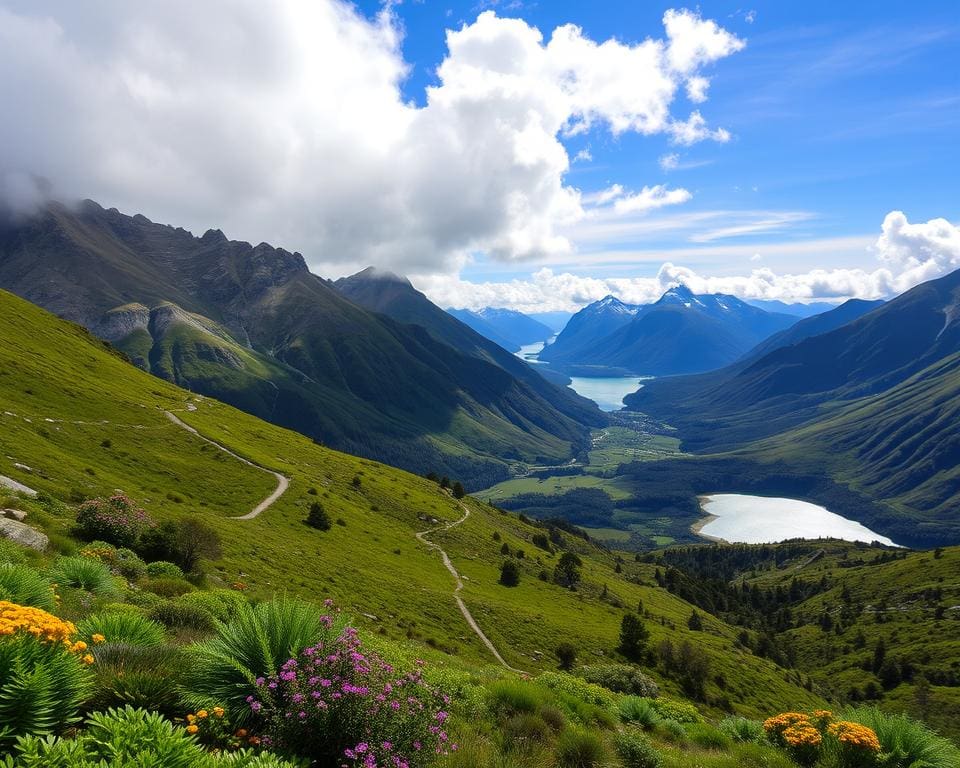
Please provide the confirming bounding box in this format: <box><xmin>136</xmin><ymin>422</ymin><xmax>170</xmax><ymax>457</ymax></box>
<box><xmin>0</xmin><ymin>518</ymin><xmax>48</xmax><ymax>551</ymax></box>
<box><xmin>94</xmin><ymin>303</ymin><xmax>150</xmax><ymax>342</ymax></box>
<box><xmin>2</xmin><ymin>509</ymin><xmax>27</xmax><ymax>522</ymax></box>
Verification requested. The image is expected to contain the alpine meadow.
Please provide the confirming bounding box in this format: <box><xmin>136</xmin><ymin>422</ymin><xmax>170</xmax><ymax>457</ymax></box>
<box><xmin>0</xmin><ymin>2</ymin><xmax>958</xmax><ymax>768</ymax></box>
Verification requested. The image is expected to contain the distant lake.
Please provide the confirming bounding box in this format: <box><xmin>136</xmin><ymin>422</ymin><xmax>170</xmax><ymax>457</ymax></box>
<box><xmin>515</xmin><ymin>339</ymin><xmax>549</xmax><ymax>364</ymax></box>
<box><xmin>566</xmin><ymin>376</ymin><xmax>648</xmax><ymax>412</ymax></box>
<box><xmin>696</xmin><ymin>494</ymin><xmax>900</xmax><ymax>546</ymax></box>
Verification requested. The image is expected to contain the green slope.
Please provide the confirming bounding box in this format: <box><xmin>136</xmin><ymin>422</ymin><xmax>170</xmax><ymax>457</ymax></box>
<box><xmin>0</xmin><ymin>288</ymin><xmax>824</xmax><ymax>718</ymax></box>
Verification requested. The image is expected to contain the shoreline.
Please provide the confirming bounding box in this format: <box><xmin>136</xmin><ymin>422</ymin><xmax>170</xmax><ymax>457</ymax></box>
<box><xmin>690</xmin><ymin>495</ymin><xmax>729</xmax><ymax>544</ymax></box>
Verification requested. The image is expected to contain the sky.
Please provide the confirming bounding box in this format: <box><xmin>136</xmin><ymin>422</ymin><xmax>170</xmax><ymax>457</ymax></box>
<box><xmin>1</xmin><ymin>0</ymin><xmax>958</xmax><ymax>311</ymax></box>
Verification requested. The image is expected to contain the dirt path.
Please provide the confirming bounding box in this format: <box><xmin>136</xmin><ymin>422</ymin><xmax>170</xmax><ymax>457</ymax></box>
<box><xmin>416</xmin><ymin>501</ymin><xmax>526</xmax><ymax>674</ymax></box>
<box><xmin>163</xmin><ymin>411</ymin><xmax>289</xmax><ymax>520</ymax></box>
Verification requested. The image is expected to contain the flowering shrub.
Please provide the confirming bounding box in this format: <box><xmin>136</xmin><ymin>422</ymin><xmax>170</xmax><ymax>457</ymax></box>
<box><xmin>0</xmin><ymin>601</ymin><xmax>94</xmax><ymax>745</ymax></box>
<box><xmin>764</xmin><ymin>712</ymin><xmax>822</xmax><ymax>766</ymax></box>
<box><xmin>249</xmin><ymin>617</ymin><xmax>455</xmax><ymax>767</ymax></box>
<box><xmin>649</xmin><ymin>698</ymin><xmax>701</xmax><ymax>724</ymax></box>
<box><xmin>75</xmin><ymin>494</ymin><xmax>154</xmax><ymax>548</ymax></box>
<box><xmin>827</xmin><ymin>720</ymin><xmax>881</xmax><ymax>767</ymax></box>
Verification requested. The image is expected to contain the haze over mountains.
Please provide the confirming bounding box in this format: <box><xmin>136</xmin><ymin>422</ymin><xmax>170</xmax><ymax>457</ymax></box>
<box><xmin>446</xmin><ymin>306</ymin><xmax>553</xmax><ymax>352</ymax></box>
<box><xmin>540</xmin><ymin>285</ymin><xmax>797</xmax><ymax>375</ymax></box>
<box><xmin>0</xmin><ymin>200</ymin><xmax>602</xmax><ymax>488</ymax></box>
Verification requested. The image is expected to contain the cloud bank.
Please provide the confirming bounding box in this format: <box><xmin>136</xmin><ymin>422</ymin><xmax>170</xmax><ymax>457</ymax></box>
<box><xmin>0</xmin><ymin>1</ymin><xmax>742</xmax><ymax>273</ymax></box>
<box><xmin>419</xmin><ymin>211</ymin><xmax>960</xmax><ymax>311</ymax></box>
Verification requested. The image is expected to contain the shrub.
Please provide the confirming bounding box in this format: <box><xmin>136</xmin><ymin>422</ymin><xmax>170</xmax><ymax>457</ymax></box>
<box><xmin>251</xmin><ymin>622</ymin><xmax>454</xmax><ymax>766</ymax></box>
<box><xmin>650</xmin><ymin>698</ymin><xmax>701</xmax><ymax>724</ymax></box>
<box><xmin>112</xmin><ymin>548</ymin><xmax>148</xmax><ymax>581</ymax></box>
<box><xmin>619</xmin><ymin>697</ymin><xmax>661</xmax><ymax>729</ymax></box>
<box><xmin>0</xmin><ymin>538</ymin><xmax>28</xmax><ymax>565</ymax></box>
<box><xmin>556</xmin><ymin>642</ymin><xmax>577</xmax><ymax>671</ymax></box>
<box><xmin>719</xmin><ymin>716</ymin><xmax>767</xmax><ymax>744</ymax></box>
<box><xmin>0</xmin><ymin>565</ymin><xmax>55</xmax><ymax>611</ymax></box>
<box><xmin>77</xmin><ymin>611</ymin><xmax>166</xmax><ymax>647</ymax></box>
<box><xmin>840</xmin><ymin>706</ymin><xmax>960</xmax><ymax>768</ymax></box>
<box><xmin>87</xmin><ymin>644</ymin><xmax>185</xmax><ymax>717</ymax></box>
<box><xmin>0</xmin><ymin>603</ymin><xmax>93</xmax><ymax>747</ymax></box>
<box><xmin>499</xmin><ymin>560</ymin><xmax>520</xmax><ymax>587</ymax></box>
<box><xmin>206</xmin><ymin>749</ymin><xmax>305</xmax><ymax>767</ymax></box>
<box><xmin>146</xmin><ymin>560</ymin><xmax>185</xmax><ymax>579</ymax></box>
<box><xmin>657</xmin><ymin>719</ymin><xmax>687</xmax><ymax>743</ymax></box>
<box><xmin>553</xmin><ymin>552</ymin><xmax>582</xmax><ymax>587</ymax></box>
<box><xmin>580</xmin><ymin>664</ymin><xmax>659</xmax><ymax>697</ymax></box>
<box><xmin>74</xmin><ymin>494</ymin><xmax>153</xmax><ymax>548</ymax></box>
<box><xmin>142</xmin><ymin>576</ymin><xmax>195</xmax><ymax>598</ymax></box>
<box><xmin>48</xmin><ymin>556</ymin><xmax>117</xmax><ymax>596</ymax></box>
<box><xmin>182</xmin><ymin>597</ymin><xmax>329</xmax><ymax>721</ymax></box>
<box><xmin>615</xmin><ymin>730</ymin><xmax>663</xmax><ymax>768</ymax></box>
<box><xmin>535</xmin><ymin>672</ymin><xmax>617</xmax><ymax>712</ymax></box>
<box><xmin>305</xmin><ymin>501</ymin><xmax>331</xmax><ymax>531</ymax></box>
<box><xmin>487</xmin><ymin>679</ymin><xmax>545</xmax><ymax>717</ymax></box>
<box><xmin>686</xmin><ymin>722</ymin><xmax>733</xmax><ymax>751</ymax></box>
<box><xmin>555</xmin><ymin>728</ymin><xmax>609</xmax><ymax>767</ymax></box>
<box><xmin>138</xmin><ymin>518</ymin><xmax>222</xmax><ymax>575</ymax></box>
<box><xmin>175</xmin><ymin>589</ymin><xmax>247</xmax><ymax>623</ymax></box>
<box><xmin>503</xmin><ymin>712</ymin><xmax>552</xmax><ymax>746</ymax></box>
<box><xmin>452</xmin><ymin>481</ymin><xmax>465</xmax><ymax>499</ymax></box>
<box><xmin>149</xmin><ymin>600</ymin><xmax>218</xmax><ymax>633</ymax></box>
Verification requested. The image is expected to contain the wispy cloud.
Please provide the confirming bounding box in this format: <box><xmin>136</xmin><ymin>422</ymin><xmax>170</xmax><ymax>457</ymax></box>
<box><xmin>690</xmin><ymin>211</ymin><xmax>816</xmax><ymax>242</ymax></box>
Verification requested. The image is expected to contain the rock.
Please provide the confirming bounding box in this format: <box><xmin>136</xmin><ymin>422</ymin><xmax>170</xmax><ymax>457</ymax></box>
<box><xmin>2</xmin><ymin>509</ymin><xmax>27</xmax><ymax>522</ymax></box>
<box><xmin>13</xmin><ymin>463</ymin><xmax>32</xmax><ymax>472</ymax></box>
<box><xmin>0</xmin><ymin>519</ymin><xmax>48</xmax><ymax>551</ymax></box>
<box><xmin>0</xmin><ymin>475</ymin><xmax>37</xmax><ymax>497</ymax></box>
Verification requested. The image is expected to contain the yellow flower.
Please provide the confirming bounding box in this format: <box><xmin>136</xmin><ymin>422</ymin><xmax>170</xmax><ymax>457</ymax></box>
<box><xmin>0</xmin><ymin>601</ymin><xmax>78</xmax><ymax>646</ymax></box>
<box><xmin>197</xmin><ymin>709</ymin><xmax>208</xmax><ymax>719</ymax></box>
<box><xmin>186</xmin><ymin>724</ymin><xmax>199</xmax><ymax>734</ymax></box>
<box><xmin>186</xmin><ymin>714</ymin><xmax>197</xmax><ymax>724</ymax></box>
<box><xmin>92</xmin><ymin>633</ymin><xmax>106</xmax><ymax>644</ymax></box>
<box><xmin>82</xmin><ymin>653</ymin><xmax>95</xmax><ymax>665</ymax></box>
<box><xmin>212</xmin><ymin>706</ymin><xmax>225</xmax><ymax>718</ymax></box>
<box><xmin>72</xmin><ymin>640</ymin><xmax>88</xmax><ymax>653</ymax></box>
<box><xmin>828</xmin><ymin>721</ymin><xmax>881</xmax><ymax>752</ymax></box>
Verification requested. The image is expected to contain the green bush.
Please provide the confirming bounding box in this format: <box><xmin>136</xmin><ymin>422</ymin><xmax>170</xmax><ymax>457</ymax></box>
<box><xmin>0</xmin><ymin>565</ymin><xmax>55</xmax><ymax>610</ymax></box>
<box><xmin>536</xmin><ymin>672</ymin><xmax>618</xmax><ymax>711</ymax></box>
<box><xmin>48</xmin><ymin>556</ymin><xmax>117</xmax><ymax>596</ymax></box>
<box><xmin>656</xmin><ymin>719</ymin><xmax>687</xmax><ymax>743</ymax></box>
<box><xmin>841</xmin><ymin>707</ymin><xmax>960</xmax><ymax>768</ymax></box>
<box><xmin>487</xmin><ymin>679</ymin><xmax>545</xmax><ymax>717</ymax></box>
<box><xmin>77</xmin><ymin>611</ymin><xmax>166</xmax><ymax>647</ymax></box>
<box><xmin>686</xmin><ymin>722</ymin><xmax>733</xmax><ymax>751</ymax></box>
<box><xmin>174</xmin><ymin>589</ymin><xmax>246</xmax><ymax>623</ymax></box>
<box><xmin>619</xmin><ymin>697</ymin><xmax>661</xmax><ymax>729</ymax></box>
<box><xmin>137</xmin><ymin>518</ymin><xmax>222</xmax><ymax>575</ymax></box>
<box><xmin>112</xmin><ymin>549</ymin><xmax>148</xmax><ymax>581</ymax></box>
<box><xmin>182</xmin><ymin>597</ymin><xmax>328</xmax><ymax>721</ymax></box>
<box><xmin>146</xmin><ymin>561</ymin><xmax>185</xmax><ymax>579</ymax></box>
<box><xmin>579</xmin><ymin>664</ymin><xmax>659</xmax><ymax>697</ymax></box>
<box><xmin>205</xmin><ymin>750</ymin><xmax>306</xmax><ymax>767</ymax></box>
<box><xmin>86</xmin><ymin>644</ymin><xmax>185</xmax><ymax>718</ymax></box>
<box><xmin>504</xmin><ymin>712</ymin><xmax>552</xmax><ymax>746</ymax></box>
<box><xmin>718</xmin><ymin>716</ymin><xmax>767</xmax><ymax>744</ymax></box>
<box><xmin>615</xmin><ymin>730</ymin><xmax>663</xmax><ymax>768</ymax></box>
<box><xmin>0</xmin><ymin>538</ymin><xmax>28</xmax><ymax>565</ymax></box>
<box><xmin>555</xmin><ymin>728</ymin><xmax>609</xmax><ymax>767</ymax></box>
<box><xmin>74</xmin><ymin>494</ymin><xmax>153</xmax><ymax>548</ymax></box>
<box><xmin>650</xmin><ymin>698</ymin><xmax>701</xmax><ymax>724</ymax></box>
<box><xmin>0</xmin><ymin>633</ymin><xmax>92</xmax><ymax>748</ymax></box>
<box><xmin>142</xmin><ymin>577</ymin><xmax>194</xmax><ymax>598</ymax></box>
<box><xmin>148</xmin><ymin>601</ymin><xmax>217</xmax><ymax>632</ymax></box>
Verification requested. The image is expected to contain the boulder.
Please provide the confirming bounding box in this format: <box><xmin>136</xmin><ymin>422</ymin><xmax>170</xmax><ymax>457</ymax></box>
<box><xmin>2</xmin><ymin>509</ymin><xmax>27</xmax><ymax>522</ymax></box>
<box><xmin>0</xmin><ymin>519</ymin><xmax>48</xmax><ymax>551</ymax></box>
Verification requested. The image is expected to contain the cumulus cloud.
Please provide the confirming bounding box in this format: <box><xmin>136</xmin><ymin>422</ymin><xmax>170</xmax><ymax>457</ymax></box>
<box><xmin>612</xmin><ymin>185</ymin><xmax>693</xmax><ymax>214</ymax></box>
<box><xmin>0</xmin><ymin>2</ymin><xmax>742</xmax><ymax>272</ymax></box>
<box><xmin>419</xmin><ymin>212</ymin><xmax>960</xmax><ymax>312</ymax></box>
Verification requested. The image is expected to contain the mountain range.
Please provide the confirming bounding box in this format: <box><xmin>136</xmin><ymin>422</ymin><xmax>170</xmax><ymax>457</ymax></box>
<box><xmin>0</xmin><ymin>200</ymin><xmax>602</xmax><ymax>488</ymax></box>
<box><xmin>446</xmin><ymin>306</ymin><xmax>553</xmax><ymax>352</ymax></box>
<box><xmin>539</xmin><ymin>286</ymin><xmax>797</xmax><ymax>375</ymax></box>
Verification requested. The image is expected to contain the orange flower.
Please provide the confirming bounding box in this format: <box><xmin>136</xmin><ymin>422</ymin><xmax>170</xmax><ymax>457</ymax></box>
<box><xmin>81</xmin><ymin>653</ymin><xmax>95</xmax><ymax>665</ymax></box>
<box><xmin>828</xmin><ymin>721</ymin><xmax>881</xmax><ymax>752</ymax></box>
<box><xmin>212</xmin><ymin>706</ymin><xmax>225</xmax><ymax>718</ymax></box>
<box><xmin>186</xmin><ymin>724</ymin><xmax>199</xmax><ymax>734</ymax></box>
<box><xmin>91</xmin><ymin>633</ymin><xmax>106</xmax><ymax>644</ymax></box>
<box><xmin>235</xmin><ymin>728</ymin><xmax>248</xmax><ymax>738</ymax></box>
<box><xmin>196</xmin><ymin>709</ymin><xmax>208</xmax><ymax>719</ymax></box>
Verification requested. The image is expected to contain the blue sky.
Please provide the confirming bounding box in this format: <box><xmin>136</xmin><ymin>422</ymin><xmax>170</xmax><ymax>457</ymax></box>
<box><xmin>354</xmin><ymin>0</ymin><xmax>960</xmax><ymax>301</ymax></box>
<box><xmin>3</xmin><ymin>0</ymin><xmax>958</xmax><ymax>310</ymax></box>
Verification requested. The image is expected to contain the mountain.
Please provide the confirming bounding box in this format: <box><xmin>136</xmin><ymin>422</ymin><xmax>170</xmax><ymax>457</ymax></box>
<box><xmin>538</xmin><ymin>295</ymin><xmax>640</xmax><ymax>367</ymax></box>
<box><xmin>334</xmin><ymin>267</ymin><xmax>602</xmax><ymax>425</ymax></box>
<box><xmin>746</xmin><ymin>298</ymin><xmax>838</xmax><ymax>317</ymax></box>
<box><xmin>626</xmin><ymin>269</ymin><xmax>960</xmax><ymax>544</ymax></box>
<box><xmin>542</xmin><ymin>286</ymin><xmax>796</xmax><ymax>375</ymax></box>
<box><xmin>445</xmin><ymin>308</ymin><xmax>517</xmax><ymax>350</ymax></box>
<box><xmin>445</xmin><ymin>306</ymin><xmax>553</xmax><ymax>351</ymax></box>
<box><xmin>526</xmin><ymin>310</ymin><xmax>572</xmax><ymax>333</ymax></box>
<box><xmin>0</xmin><ymin>200</ymin><xmax>599</xmax><ymax>488</ymax></box>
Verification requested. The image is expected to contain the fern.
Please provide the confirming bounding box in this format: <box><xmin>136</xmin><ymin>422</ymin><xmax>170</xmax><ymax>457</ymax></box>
<box><xmin>47</xmin><ymin>556</ymin><xmax>118</xmax><ymax>597</ymax></box>
<box><xmin>77</xmin><ymin>611</ymin><xmax>166</xmax><ymax>647</ymax></box>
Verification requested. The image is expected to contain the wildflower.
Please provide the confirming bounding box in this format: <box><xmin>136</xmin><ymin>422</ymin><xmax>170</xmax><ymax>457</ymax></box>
<box><xmin>81</xmin><ymin>653</ymin><xmax>95</xmax><ymax>665</ymax></box>
<box><xmin>213</xmin><ymin>706</ymin><xmax>225</xmax><ymax>718</ymax></box>
<box><xmin>186</xmin><ymin>724</ymin><xmax>199</xmax><ymax>734</ymax></box>
<box><xmin>197</xmin><ymin>709</ymin><xmax>208</xmax><ymax>719</ymax></box>
<box><xmin>91</xmin><ymin>633</ymin><xmax>106</xmax><ymax>644</ymax></box>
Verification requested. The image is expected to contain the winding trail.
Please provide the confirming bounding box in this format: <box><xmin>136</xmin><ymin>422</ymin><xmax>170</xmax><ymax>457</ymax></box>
<box><xmin>416</xmin><ymin>501</ymin><xmax>526</xmax><ymax>674</ymax></box>
<box><xmin>163</xmin><ymin>411</ymin><xmax>288</xmax><ymax>520</ymax></box>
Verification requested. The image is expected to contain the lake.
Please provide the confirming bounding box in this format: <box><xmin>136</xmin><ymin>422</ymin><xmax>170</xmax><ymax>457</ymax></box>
<box><xmin>696</xmin><ymin>493</ymin><xmax>900</xmax><ymax>546</ymax></box>
<box><xmin>566</xmin><ymin>376</ymin><xmax>648</xmax><ymax>412</ymax></box>
<box><xmin>515</xmin><ymin>339</ymin><xmax>549</xmax><ymax>364</ymax></box>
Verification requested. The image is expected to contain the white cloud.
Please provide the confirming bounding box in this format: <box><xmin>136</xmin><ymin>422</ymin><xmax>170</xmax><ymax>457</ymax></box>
<box><xmin>612</xmin><ymin>185</ymin><xmax>692</xmax><ymax>214</ymax></box>
<box><xmin>690</xmin><ymin>211</ymin><xmax>816</xmax><ymax>242</ymax></box>
<box><xmin>0</xmin><ymin>2</ymin><xmax>743</xmax><ymax>272</ymax></box>
<box><xmin>685</xmin><ymin>75</ymin><xmax>710</xmax><ymax>103</ymax></box>
<box><xmin>659</xmin><ymin>153</ymin><xmax>680</xmax><ymax>171</ymax></box>
<box><xmin>417</xmin><ymin>212</ymin><xmax>960</xmax><ymax>312</ymax></box>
